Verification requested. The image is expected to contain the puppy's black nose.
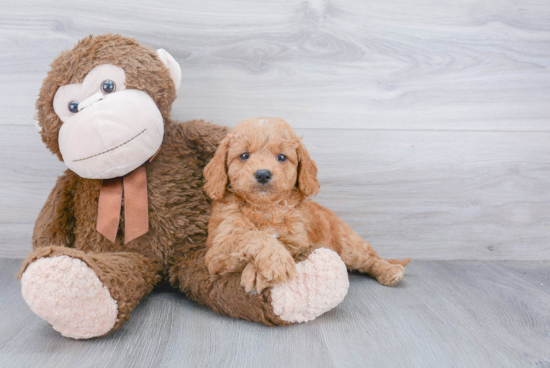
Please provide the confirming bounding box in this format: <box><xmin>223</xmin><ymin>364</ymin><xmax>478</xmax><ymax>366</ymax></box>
<box><xmin>255</xmin><ymin>170</ymin><xmax>272</xmax><ymax>184</ymax></box>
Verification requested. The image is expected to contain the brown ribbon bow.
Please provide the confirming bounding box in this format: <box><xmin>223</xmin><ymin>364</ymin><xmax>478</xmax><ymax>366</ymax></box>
<box><xmin>96</xmin><ymin>165</ymin><xmax>149</xmax><ymax>244</ymax></box>
<box><xmin>96</xmin><ymin>149</ymin><xmax>160</xmax><ymax>243</ymax></box>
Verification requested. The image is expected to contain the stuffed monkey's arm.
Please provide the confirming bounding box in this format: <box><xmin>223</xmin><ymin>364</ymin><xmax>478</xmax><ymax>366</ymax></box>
<box><xmin>179</xmin><ymin>120</ymin><xmax>229</xmax><ymax>158</ymax></box>
<box><xmin>32</xmin><ymin>172</ymin><xmax>76</xmax><ymax>250</ymax></box>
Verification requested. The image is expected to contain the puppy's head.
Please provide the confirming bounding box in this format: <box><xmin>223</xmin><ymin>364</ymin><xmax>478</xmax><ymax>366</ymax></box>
<box><xmin>204</xmin><ymin>117</ymin><xmax>319</xmax><ymax>203</ymax></box>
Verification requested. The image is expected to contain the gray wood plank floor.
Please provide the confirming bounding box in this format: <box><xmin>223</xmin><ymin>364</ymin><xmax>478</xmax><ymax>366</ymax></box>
<box><xmin>1</xmin><ymin>258</ymin><xmax>549</xmax><ymax>368</ymax></box>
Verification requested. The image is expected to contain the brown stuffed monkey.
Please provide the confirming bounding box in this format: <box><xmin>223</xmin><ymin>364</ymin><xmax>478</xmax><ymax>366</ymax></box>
<box><xmin>18</xmin><ymin>34</ymin><xmax>349</xmax><ymax>339</ymax></box>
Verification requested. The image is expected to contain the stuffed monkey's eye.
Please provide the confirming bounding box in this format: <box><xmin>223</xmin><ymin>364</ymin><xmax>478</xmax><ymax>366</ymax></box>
<box><xmin>240</xmin><ymin>152</ymin><xmax>250</xmax><ymax>161</ymax></box>
<box><xmin>277</xmin><ymin>154</ymin><xmax>287</xmax><ymax>162</ymax></box>
<box><xmin>101</xmin><ymin>80</ymin><xmax>116</xmax><ymax>94</ymax></box>
<box><xmin>68</xmin><ymin>101</ymin><xmax>79</xmax><ymax>113</ymax></box>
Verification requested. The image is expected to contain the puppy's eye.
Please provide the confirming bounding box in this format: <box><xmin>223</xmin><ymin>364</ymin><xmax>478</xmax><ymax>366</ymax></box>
<box><xmin>68</xmin><ymin>101</ymin><xmax>79</xmax><ymax>113</ymax></box>
<box><xmin>240</xmin><ymin>152</ymin><xmax>250</xmax><ymax>161</ymax></box>
<box><xmin>277</xmin><ymin>154</ymin><xmax>287</xmax><ymax>162</ymax></box>
<box><xmin>101</xmin><ymin>80</ymin><xmax>116</xmax><ymax>94</ymax></box>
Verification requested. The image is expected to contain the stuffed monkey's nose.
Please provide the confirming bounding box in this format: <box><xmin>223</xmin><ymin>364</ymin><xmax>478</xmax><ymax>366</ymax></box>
<box><xmin>78</xmin><ymin>92</ymin><xmax>105</xmax><ymax>112</ymax></box>
<box><xmin>255</xmin><ymin>170</ymin><xmax>272</xmax><ymax>184</ymax></box>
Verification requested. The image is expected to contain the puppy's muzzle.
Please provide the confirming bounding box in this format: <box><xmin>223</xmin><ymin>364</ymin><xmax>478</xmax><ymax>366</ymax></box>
<box><xmin>255</xmin><ymin>170</ymin><xmax>272</xmax><ymax>184</ymax></box>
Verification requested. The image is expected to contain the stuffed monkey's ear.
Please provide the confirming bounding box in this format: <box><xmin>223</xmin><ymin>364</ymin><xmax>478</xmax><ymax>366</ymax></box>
<box><xmin>297</xmin><ymin>141</ymin><xmax>320</xmax><ymax>197</ymax></box>
<box><xmin>34</xmin><ymin>120</ymin><xmax>42</xmax><ymax>133</ymax></box>
<box><xmin>156</xmin><ymin>49</ymin><xmax>182</xmax><ymax>91</ymax></box>
<box><xmin>204</xmin><ymin>137</ymin><xmax>230</xmax><ymax>200</ymax></box>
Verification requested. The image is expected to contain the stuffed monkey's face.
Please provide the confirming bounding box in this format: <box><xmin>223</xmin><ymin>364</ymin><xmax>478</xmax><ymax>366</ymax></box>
<box><xmin>53</xmin><ymin>64</ymin><xmax>164</xmax><ymax>179</ymax></box>
<box><xmin>42</xmin><ymin>39</ymin><xmax>182</xmax><ymax>179</ymax></box>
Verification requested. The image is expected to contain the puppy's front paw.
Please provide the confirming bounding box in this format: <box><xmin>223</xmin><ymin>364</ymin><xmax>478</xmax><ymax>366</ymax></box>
<box><xmin>204</xmin><ymin>249</ymin><xmax>222</xmax><ymax>276</ymax></box>
<box><xmin>204</xmin><ymin>248</ymin><xmax>235</xmax><ymax>276</ymax></box>
<box><xmin>241</xmin><ymin>253</ymin><xmax>296</xmax><ymax>293</ymax></box>
<box><xmin>376</xmin><ymin>264</ymin><xmax>405</xmax><ymax>286</ymax></box>
<box><xmin>241</xmin><ymin>263</ymin><xmax>270</xmax><ymax>293</ymax></box>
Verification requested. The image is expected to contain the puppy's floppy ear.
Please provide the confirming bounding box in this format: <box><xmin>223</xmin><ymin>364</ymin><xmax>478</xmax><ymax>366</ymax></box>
<box><xmin>297</xmin><ymin>140</ymin><xmax>320</xmax><ymax>197</ymax></box>
<box><xmin>204</xmin><ymin>137</ymin><xmax>230</xmax><ymax>200</ymax></box>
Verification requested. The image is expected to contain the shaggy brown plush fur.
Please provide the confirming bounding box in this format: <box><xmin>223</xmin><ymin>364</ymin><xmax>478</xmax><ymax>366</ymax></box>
<box><xmin>19</xmin><ymin>35</ymin><xmax>290</xmax><ymax>335</ymax></box>
<box><xmin>204</xmin><ymin>117</ymin><xmax>410</xmax><ymax>293</ymax></box>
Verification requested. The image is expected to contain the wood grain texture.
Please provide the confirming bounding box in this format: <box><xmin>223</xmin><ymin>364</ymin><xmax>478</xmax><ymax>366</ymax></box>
<box><xmin>1</xmin><ymin>259</ymin><xmax>549</xmax><ymax>367</ymax></box>
<box><xmin>0</xmin><ymin>0</ymin><xmax>549</xmax><ymax>130</ymax></box>
<box><xmin>1</xmin><ymin>0</ymin><xmax>549</xmax><ymax>259</ymax></box>
<box><xmin>2</xmin><ymin>126</ymin><xmax>549</xmax><ymax>260</ymax></box>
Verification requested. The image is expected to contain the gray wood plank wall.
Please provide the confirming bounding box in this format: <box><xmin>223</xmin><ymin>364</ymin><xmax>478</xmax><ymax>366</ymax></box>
<box><xmin>1</xmin><ymin>0</ymin><xmax>549</xmax><ymax>259</ymax></box>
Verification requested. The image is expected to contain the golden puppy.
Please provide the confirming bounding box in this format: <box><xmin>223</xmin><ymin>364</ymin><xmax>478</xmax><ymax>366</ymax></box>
<box><xmin>204</xmin><ymin>117</ymin><xmax>409</xmax><ymax>293</ymax></box>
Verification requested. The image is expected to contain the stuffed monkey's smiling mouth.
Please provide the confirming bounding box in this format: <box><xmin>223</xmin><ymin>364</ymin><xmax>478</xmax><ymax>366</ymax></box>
<box><xmin>72</xmin><ymin>129</ymin><xmax>146</xmax><ymax>162</ymax></box>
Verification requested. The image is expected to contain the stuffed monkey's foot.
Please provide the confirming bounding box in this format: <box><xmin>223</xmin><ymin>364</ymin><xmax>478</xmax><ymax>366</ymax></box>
<box><xmin>21</xmin><ymin>256</ymin><xmax>118</xmax><ymax>339</ymax></box>
<box><xmin>270</xmin><ymin>248</ymin><xmax>349</xmax><ymax>323</ymax></box>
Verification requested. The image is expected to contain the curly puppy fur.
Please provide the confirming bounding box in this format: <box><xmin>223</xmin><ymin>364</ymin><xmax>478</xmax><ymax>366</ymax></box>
<box><xmin>204</xmin><ymin>117</ymin><xmax>410</xmax><ymax>293</ymax></box>
<box><xmin>19</xmin><ymin>35</ymin><xmax>290</xmax><ymax>336</ymax></box>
